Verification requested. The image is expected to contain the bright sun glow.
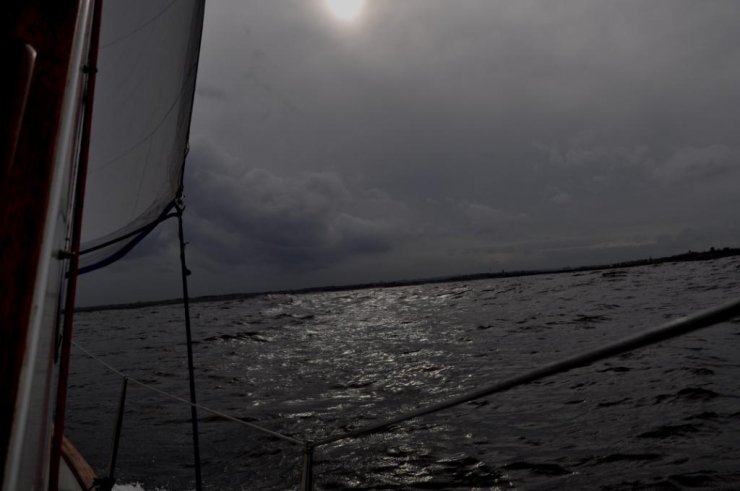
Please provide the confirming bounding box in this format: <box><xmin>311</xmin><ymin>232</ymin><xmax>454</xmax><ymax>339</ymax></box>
<box><xmin>324</xmin><ymin>0</ymin><xmax>366</xmax><ymax>21</ymax></box>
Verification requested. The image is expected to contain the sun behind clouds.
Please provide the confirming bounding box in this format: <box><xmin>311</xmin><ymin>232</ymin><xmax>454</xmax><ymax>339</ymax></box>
<box><xmin>324</xmin><ymin>0</ymin><xmax>366</xmax><ymax>21</ymax></box>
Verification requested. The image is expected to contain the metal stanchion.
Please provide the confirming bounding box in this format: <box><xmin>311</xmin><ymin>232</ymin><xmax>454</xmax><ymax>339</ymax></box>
<box><xmin>97</xmin><ymin>376</ymin><xmax>128</xmax><ymax>491</ymax></box>
<box><xmin>300</xmin><ymin>442</ymin><xmax>314</xmax><ymax>491</ymax></box>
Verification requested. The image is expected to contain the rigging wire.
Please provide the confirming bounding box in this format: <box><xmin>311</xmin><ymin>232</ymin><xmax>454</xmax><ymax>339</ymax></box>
<box><xmin>71</xmin><ymin>341</ymin><xmax>305</xmax><ymax>446</ymax></box>
<box><xmin>174</xmin><ymin>199</ymin><xmax>203</xmax><ymax>491</ymax></box>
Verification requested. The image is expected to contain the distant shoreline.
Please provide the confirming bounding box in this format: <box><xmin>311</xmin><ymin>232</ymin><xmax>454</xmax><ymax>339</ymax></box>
<box><xmin>76</xmin><ymin>246</ymin><xmax>740</xmax><ymax>313</ymax></box>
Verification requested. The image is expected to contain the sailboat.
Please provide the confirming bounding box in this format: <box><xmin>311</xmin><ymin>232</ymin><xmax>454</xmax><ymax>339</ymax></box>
<box><xmin>1</xmin><ymin>1</ymin><xmax>205</xmax><ymax>489</ymax></box>
<box><xmin>4</xmin><ymin>2</ymin><xmax>740</xmax><ymax>491</ymax></box>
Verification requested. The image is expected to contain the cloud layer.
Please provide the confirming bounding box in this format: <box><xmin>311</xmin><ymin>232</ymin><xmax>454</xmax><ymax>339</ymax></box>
<box><xmin>78</xmin><ymin>0</ymin><xmax>740</xmax><ymax>305</ymax></box>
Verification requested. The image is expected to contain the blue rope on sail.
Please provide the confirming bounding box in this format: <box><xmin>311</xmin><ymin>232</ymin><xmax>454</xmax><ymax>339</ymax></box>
<box><xmin>77</xmin><ymin>200</ymin><xmax>177</xmax><ymax>275</ymax></box>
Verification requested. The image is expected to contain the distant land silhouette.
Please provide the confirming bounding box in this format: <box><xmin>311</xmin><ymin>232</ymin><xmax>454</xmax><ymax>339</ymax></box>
<box><xmin>77</xmin><ymin>246</ymin><xmax>740</xmax><ymax>312</ymax></box>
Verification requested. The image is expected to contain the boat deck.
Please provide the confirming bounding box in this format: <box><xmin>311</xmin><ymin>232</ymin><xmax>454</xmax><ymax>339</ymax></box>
<box><xmin>59</xmin><ymin>436</ymin><xmax>96</xmax><ymax>491</ymax></box>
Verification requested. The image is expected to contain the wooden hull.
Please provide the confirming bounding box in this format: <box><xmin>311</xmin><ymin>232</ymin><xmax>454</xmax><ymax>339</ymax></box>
<box><xmin>59</xmin><ymin>438</ymin><xmax>95</xmax><ymax>491</ymax></box>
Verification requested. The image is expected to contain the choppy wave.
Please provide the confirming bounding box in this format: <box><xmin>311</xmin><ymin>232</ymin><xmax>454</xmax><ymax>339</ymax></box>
<box><xmin>68</xmin><ymin>257</ymin><xmax>740</xmax><ymax>490</ymax></box>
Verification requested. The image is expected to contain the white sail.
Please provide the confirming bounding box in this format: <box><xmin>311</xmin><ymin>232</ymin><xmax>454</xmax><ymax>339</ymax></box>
<box><xmin>79</xmin><ymin>0</ymin><xmax>205</xmax><ymax>272</ymax></box>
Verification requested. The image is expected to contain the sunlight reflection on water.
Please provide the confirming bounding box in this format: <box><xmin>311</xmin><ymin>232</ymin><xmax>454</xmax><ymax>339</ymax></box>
<box><xmin>70</xmin><ymin>257</ymin><xmax>740</xmax><ymax>490</ymax></box>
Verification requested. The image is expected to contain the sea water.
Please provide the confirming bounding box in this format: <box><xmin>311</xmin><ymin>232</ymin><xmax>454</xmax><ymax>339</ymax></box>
<box><xmin>67</xmin><ymin>257</ymin><xmax>740</xmax><ymax>490</ymax></box>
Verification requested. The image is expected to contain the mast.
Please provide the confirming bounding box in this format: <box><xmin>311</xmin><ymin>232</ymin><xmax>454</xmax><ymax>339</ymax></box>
<box><xmin>1</xmin><ymin>1</ymin><xmax>97</xmax><ymax>489</ymax></box>
<box><xmin>48</xmin><ymin>1</ymin><xmax>104</xmax><ymax>489</ymax></box>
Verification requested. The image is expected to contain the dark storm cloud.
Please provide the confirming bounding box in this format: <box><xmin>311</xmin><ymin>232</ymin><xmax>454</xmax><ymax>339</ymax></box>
<box><xmin>183</xmin><ymin>138</ymin><xmax>409</xmax><ymax>267</ymax></box>
<box><xmin>79</xmin><ymin>0</ymin><xmax>740</xmax><ymax>304</ymax></box>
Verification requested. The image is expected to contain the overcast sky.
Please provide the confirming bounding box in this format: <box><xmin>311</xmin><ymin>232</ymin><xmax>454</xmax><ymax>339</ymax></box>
<box><xmin>78</xmin><ymin>0</ymin><xmax>740</xmax><ymax>306</ymax></box>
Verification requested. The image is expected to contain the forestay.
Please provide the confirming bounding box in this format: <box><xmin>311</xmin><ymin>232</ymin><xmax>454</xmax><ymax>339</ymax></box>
<box><xmin>79</xmin><ymin>0</ymin><xmax>205</xmax><ymax>273</ymax></box>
